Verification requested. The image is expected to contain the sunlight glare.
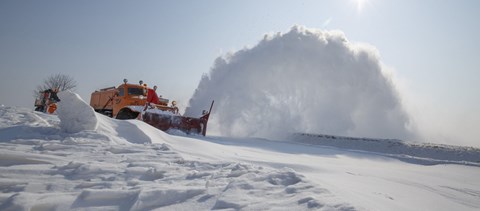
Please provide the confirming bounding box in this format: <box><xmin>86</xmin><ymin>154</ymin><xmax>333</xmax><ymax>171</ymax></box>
<box><xmin>354</xmin><ymin>0</ymin><xmax>368</xmax><ymax>13</ymax></box>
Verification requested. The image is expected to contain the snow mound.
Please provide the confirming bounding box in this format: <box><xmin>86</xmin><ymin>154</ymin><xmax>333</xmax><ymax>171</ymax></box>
<box><xmin>95</xmin><ymin>114</ymin><xmax>171</xmax><ymax>145</ymax></box>
<box><xmin>56</xmin><ymin>91</ymin><xmax>170</xmax><ymax>144</ymax></box>
<box><xmin>57</xmin><ymin>91</ymin><xmax>98</xmax><ymax>133</ymax></box>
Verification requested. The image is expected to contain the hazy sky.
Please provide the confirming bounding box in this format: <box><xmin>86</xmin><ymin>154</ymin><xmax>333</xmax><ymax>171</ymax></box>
<box><xmin>1</xmin><ymin>0</ymin><xmax>479</xmax><ymax>145</ymax></box>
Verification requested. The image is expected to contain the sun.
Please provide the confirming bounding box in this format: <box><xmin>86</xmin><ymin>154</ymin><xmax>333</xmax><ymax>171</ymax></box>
<box><xmin>353</xmin><ymin>0</ymin><xmax>368</xmax><ymax>13</ymax></box>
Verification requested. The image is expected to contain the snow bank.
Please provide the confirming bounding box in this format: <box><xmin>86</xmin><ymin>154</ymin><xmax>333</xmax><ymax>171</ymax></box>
<box><xmin>186</xmin><ymin>25</ymin><xmax>416</xmax><ymax>140</ymax></box>
<box><xmin>95</xmin><ymin>115</ymin><xmax>171</xmax><ymax>145</ymax></box>
<box><xmin>293</xmin><ymin>133</ymin><xmax>480</xmax><ymax>166</ymax></box>
<box><xmin>57</xmin><ymin>91</ymin><xmax>98</xmax><ymax>133</ymax></box>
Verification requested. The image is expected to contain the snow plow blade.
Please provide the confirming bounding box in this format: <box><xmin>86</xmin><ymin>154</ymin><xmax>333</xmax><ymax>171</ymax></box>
<box><xmin>143</xmin><ymin>101</ymin><xmax>214</xmax><ymax>136</ymax></box>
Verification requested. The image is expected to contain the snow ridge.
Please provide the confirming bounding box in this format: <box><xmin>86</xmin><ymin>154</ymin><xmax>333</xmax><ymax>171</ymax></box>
<box><xmin>293</xmin><ymin>133</ymin><xmax>480</xmax><ymax>166</ymax></box>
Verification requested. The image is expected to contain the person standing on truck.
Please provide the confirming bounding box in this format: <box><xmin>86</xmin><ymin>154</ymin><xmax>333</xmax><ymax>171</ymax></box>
<box><xmin>171</xmin><ymin>100</ymin><xmax>179</xmax><ymax>114</ymax></box>
<box><xmin>144</xmin><ymin>85</ymin><xmax>160</xmax><ymax>111</ymax></box>
<box><xmin>147</xmin><ymin>86</ymin><xmax>160</xmax><ymax>104</ymax></box>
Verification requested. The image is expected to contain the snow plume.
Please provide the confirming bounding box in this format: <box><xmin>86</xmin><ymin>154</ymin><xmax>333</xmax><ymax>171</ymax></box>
<box><xmin>186</xmin><ymin>26</ymin><xmax>416</xmax><ymax>140</ymax></box>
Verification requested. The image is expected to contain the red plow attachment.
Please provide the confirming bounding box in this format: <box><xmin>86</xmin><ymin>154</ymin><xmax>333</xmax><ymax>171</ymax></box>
<box><xmin>142</xmin><ymin>101</ymin><xmax>214</xmax><ymax>136</ymax></box>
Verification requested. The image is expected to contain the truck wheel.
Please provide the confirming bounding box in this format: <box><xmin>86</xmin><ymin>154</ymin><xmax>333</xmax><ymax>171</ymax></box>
<box><xmin>116</xmin><ymin>108</ymin><xmax>139</xmax><ymax>120</ymax></box>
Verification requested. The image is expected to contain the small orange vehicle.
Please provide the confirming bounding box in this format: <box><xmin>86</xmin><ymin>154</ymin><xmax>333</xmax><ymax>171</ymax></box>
<box><xmin>90</xmin><ymin>79</ymin><xmax>213</xmax><ymax>136</ymax></box>
<box><xmin>34</xmin><ymin>88</ymin><xmax>60</xmax><ymax>114</ymax></box>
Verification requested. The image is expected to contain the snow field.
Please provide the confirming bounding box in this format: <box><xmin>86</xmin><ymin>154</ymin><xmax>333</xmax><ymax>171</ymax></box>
<box><xmin>0</xmin><ymin>96</ymin><xmax>352</xmax><ymax>210</ymax></box>
<box><xmin>159</xmin><ymin>135</ymin><xmax>480</xmax><ymax>210</ymax></box>
<box><xmin>0</xmin><ymin>91</ymin><xmax>479</xmax><ymax>210</ymax></box>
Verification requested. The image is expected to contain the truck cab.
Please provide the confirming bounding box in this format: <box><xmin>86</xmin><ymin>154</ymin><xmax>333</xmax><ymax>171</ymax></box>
<box><xmin>90</xmin><ymin>82</ymin><xmax>175</xmax><ymax>118</ymax></box>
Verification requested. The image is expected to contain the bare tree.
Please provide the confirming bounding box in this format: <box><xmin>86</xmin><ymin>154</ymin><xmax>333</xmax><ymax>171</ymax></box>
<box><xmin>33</xmin><ymin>73</ymin><xmax>77</xmax><ymax>97</ymax></box>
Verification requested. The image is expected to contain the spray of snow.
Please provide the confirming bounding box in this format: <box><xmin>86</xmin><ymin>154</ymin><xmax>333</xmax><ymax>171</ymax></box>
<box><xmin>186</xmin><ymin>26</ymin><xmax>416</xmax><ymax>140</ymax></box>
<box><xmin>57</xmin><ymin>91</ymin><xmax>98</xmax><ymax>133</ymax></box>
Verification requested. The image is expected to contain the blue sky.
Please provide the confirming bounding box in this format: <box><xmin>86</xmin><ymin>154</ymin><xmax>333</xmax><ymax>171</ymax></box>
<box><xmin>1</xmin><ymin>0</ymin><xmax>479</xmax><ymax>145</ymax></box>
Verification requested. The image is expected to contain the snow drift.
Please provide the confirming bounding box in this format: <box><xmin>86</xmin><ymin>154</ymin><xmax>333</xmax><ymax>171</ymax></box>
<box><xmin>54</xmin><ymin>91</ymin><xmax>162</xmax><ymax>144</ymax></box>
<box><xmin>186</xmin><ymin>25</ymin><xmax>415</xmax><ymax>140</ymax></box>
<box><xmin>57</xmin><ymin>91</ymin><xmax>98</xmax><ymax>133</ymax></box>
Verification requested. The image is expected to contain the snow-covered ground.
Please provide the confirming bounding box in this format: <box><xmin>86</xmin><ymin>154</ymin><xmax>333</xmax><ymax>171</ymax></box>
<box><xmin>1</xmin><ymin>92</ymin><xmax>479</xmax><ymax>210</ymax></box>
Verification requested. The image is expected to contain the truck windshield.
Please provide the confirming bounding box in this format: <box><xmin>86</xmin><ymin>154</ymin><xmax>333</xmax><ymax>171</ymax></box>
<box><xmin>128</xmin><ymin>88</ymin><xmax>144</xmax><ymax>96</ymax></box>
<box><xmin>118</xmin><ymin>88</ymin><xmax>124</xmax><ymax>96</ymax></box>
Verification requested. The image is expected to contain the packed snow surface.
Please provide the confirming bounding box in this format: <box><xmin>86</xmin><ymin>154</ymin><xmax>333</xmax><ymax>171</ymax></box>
<box><xmin>1</xmin><ymin>92</ymin><xmax>479</xmax><ymax>210</ymax></box>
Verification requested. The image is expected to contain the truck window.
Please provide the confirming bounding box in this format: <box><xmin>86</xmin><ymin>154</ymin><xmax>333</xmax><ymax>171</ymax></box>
<box><xmin>118</xmin><ymin>88</ymin><xmax>124</xmax><ymax>96</ymax></box>
<box><xmin>128</xmin><ymin>88</ymin><xmax>144</xmax><ymax>96</ymax></box>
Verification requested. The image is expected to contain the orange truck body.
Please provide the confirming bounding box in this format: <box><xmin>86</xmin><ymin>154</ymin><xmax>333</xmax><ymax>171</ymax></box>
<box><xmin>89</xmin><ymin>81</ymin><xmax>212</xmax><ymax>135</ymax></box>
<box><xmin>90</xmin><ymin>83</ymin><xmax>174</xmax><ymax>118</ymax></box>
<box><xmin>89</xmin><ymin>86</ymin><xmax>117</xmax><ymax>116</ymax></box>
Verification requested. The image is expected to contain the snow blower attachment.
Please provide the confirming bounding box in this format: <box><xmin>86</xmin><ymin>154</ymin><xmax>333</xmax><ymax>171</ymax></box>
<box><xmin>89</xmin><ymin>79</ymin><xmax>214</xmax><ymax>136</ymax></box>
<box><xmin>143</xmin><ymin>101</ymin><xmax>214</xmax><ymax>136</ymax></box>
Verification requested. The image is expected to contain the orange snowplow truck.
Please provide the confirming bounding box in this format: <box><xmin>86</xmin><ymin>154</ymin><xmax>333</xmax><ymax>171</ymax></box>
<box><xmin>89</xmin><ymin>79</ymin><xmax>214</xmax><ymax>136</ymax></box>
